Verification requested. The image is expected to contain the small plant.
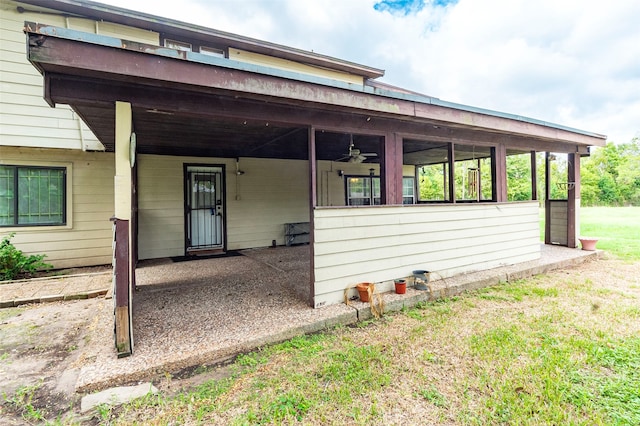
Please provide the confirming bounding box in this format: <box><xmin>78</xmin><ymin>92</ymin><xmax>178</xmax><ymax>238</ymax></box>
<box><xmin>419</xmin><ymin>385</ymin><xmax>449</xmax><ymax>408</ymax></box>
<box><xmin>95</xmin><ymin>403</ymin><xmax>112</xmax><ymax>424</ymax></box>
<box><xmin>265</xmin><ymin>393</ymin><xmax>310</xmax><ymax>422</ymax></box>
<box><xmin>0</xmin><ymin>233</ymin><xmax>52</xmax><ymax>280</ymax></box>
<box><xmin>4</xmin><ymin>382</ymin><xmax>46</xmax><ymax>422</ymax></box>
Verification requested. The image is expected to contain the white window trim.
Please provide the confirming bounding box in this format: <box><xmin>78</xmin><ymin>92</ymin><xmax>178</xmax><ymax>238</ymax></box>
<box><xmin>0</xmin><ymin>160</ymin><xmax>73</xmax><ymax>231</ymax></box>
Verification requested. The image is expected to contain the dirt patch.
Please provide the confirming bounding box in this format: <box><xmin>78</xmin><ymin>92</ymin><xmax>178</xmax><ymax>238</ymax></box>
<box><xmin>0</xmin><ymin>298</ymin><xmax>108</xmax><ymax>422</ymax></box>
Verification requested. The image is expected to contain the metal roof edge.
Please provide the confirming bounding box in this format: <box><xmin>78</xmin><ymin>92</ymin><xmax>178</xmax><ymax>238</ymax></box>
<box><xmin>362</xmin><ymin>83</ymin><xmax>606</xmax><ymax>140</ymax></box>
<box><xmin>26</xmin><ymin>23</ymin><xmax>607</xmax><ymax>143</ymax></box>
<box><xmin>427</xmin><ymin>98</ymin><xmax>607</xmax><ymax>140</ymax></box>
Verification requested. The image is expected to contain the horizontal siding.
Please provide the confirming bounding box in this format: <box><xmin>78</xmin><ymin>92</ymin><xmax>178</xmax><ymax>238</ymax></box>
<box><xmin>137</xmin><ymin>155</ymin><xmax>187</xmax><ymax>259</ymax></box>
<box><xmin>137</xmin><ymin>155</ymin><xmax>310</xmax><ymax>259</ymax></box>
<box><xmin>1</xmin><ymin>3</ymin><xmax>158</xmax><ymax>44</ymax></box>
<box><xmin>313</xmin><ymin>202</ymin><xmax>541</xmax><ymax>306</ymax></box>
<box><xmin>226</xmin><ymin>157</ymin><xmax>309</xmax><ymax>248</ymax></box>
<box><xmin>229</xmin><ymin>48</ymin><xmax>363</xmax><ymax>86</ymax></box>
<box><xmin>0</xmin><ymin>146</ymin><xmax>115</xmax><ymax>268</ymax></box>
<box><xmin>0</xmin><ymin>1</ymin><xmax>157</xmax><ymax>151</ymax></box>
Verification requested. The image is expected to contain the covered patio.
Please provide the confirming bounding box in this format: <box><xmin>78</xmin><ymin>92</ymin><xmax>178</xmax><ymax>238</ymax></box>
<box><xmin>24</xmin><ymin>22</ymin><xmax>606</xmax><ymax>358</ymax></box>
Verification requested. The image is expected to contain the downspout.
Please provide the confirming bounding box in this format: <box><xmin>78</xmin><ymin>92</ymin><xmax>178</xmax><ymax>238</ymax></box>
<box><xmin>74</xmin><ymin>112</ymin><xmax>87</xmax><ymax>151</ymax></box>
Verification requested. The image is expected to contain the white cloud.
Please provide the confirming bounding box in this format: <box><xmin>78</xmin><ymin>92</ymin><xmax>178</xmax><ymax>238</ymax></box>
<box><xmin>99</xmin><ymin>0</ymin><xmax>639</xmax><ymax>143</ymax></box>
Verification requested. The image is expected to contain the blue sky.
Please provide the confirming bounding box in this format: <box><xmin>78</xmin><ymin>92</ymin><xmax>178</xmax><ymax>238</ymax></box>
<box><xmin>99</xmin><ymin>0</ymin><xmax>639</xmax><ymax>144</ymax></box>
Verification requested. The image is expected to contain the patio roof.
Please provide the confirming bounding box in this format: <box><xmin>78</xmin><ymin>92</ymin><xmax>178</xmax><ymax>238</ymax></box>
<box><xmin>25</xmin><ymin>22</ymin><xmax>606</xmax><ymax>164</ymax></box>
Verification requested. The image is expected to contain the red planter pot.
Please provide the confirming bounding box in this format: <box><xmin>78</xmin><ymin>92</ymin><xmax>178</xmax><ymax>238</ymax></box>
<box><xmin>394</xmin><ymin>279</ymin><xmax>407</xmax><ymax>294</ymax></box>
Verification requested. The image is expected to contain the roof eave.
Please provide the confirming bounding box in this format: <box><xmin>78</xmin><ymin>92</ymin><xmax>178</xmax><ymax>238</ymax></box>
<box><xmin>25</xmin><ymin>25</ymin><xmax>606</xmax><ymax>148</ymax></box>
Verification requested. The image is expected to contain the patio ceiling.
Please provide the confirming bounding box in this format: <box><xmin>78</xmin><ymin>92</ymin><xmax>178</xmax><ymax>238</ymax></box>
<box><xmin>73</xmin><ymin>100</ymin><xmax>505</xmax><ymax>165</ymax></box>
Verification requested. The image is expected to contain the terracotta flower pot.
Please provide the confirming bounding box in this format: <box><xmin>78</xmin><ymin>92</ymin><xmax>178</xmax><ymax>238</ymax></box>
<box><xmin>394</xmin><ymin>279</ymin><xmax>407</xmax><ymax>294</ymax></box>
<box><xmin>356</xmin><ymin>282</ymin><xmax>372</xmax><ymax>302</ymax></box>
<box><xmin>579</xmin><ymin>237</ymin><xmax>598</xmax><ymax>251</ymax></box>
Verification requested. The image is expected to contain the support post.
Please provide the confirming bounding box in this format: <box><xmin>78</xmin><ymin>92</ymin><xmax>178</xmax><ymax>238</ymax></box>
<box><xmin>567</xmin><ymin>152</ymin><xmax>580</xmax><ymax>248</ymax></box>
<box><xmin>113</xmin><ymin>101</ymin><xmax>133</xmax><ymax>357</ymax></box>
<box><xmin>308</xmin><ymin>126</ymin><xmax>316</xmax><ymax>308</ymax></box>
<box><xmin>448</xmin><ymin>143</ymin><xmax>455</xmax><ymax>203</ymax></box>
<box><xmin>544</xmin><ymin>152</ymin><xmax>551</xmax><ymax>245</ymax></box>
<box><xmin>492</xmin><ymin>144</ymin><xmax>508</xmax><ymax>202</ymax></box>
<box><xmin>530</xmin><ymin>151</ymin><xmax>538</xmax><ymax>201</ymax></box>
<box><xmin>379</xmin><ymin>133</ymin><xmax>403</xmax><ymax>204</ymax></box>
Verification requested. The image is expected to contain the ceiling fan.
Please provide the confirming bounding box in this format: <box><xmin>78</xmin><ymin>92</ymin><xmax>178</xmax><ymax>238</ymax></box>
<box><xmin>336</xmin><ymin>136</ymin><xmax>378</xmax><ymax>163</ymax></box>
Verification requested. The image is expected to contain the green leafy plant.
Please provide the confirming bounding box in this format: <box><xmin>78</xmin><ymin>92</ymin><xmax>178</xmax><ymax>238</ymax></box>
<box><xmin>0</xmin><ymin>233</ymin><xmax>52</xmax><ymax>280</ymax></box>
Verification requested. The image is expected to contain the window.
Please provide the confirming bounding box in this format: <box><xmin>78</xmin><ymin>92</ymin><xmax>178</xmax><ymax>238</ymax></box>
<box><xmin>199</xmin><ymin>46</ymin><xmax>225</xmax><ymax>58</ymax></box>
<box><xmin>0</xmin><ymin>165</ymin><xmax>66</xmax><ymax>226</ymax></box>
<box><xmin>164</xmin><ymin>39</ymin><xmax>192</xmax><ymax>52</ymax></box>
<box><xmin>402</xmin><ymin>177</ymin><xmax>416</xmax><ymax>204</ymax></box>
<box><xmin>163</xmin><ymin>37</ymin><xmax>227</xmax><ymax>57</ymax></box>
<box><xmin>347</xmin><ymin>177</ymin><xmax>374</xmax><ymax>206</ymax></box>
<box><xmin>346</xmin><ymin>176</ymin><xmax>415</xmax><ymax>205</ymax></box>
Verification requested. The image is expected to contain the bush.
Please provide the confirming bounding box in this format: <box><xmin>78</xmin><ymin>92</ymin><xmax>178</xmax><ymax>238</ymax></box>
<box><xmin>0</xmin><ymin>233</ymin><xmax>52</xmax><ymax>281</ymax></box>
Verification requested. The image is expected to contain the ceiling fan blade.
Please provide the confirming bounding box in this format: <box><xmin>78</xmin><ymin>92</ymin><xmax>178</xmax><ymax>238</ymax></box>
<box><xmin>348</xmin><ymin>155</ymin><xmax>367</xmax><ymax>163</ymax></box>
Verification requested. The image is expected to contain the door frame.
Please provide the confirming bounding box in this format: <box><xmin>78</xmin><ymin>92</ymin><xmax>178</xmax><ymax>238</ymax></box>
<box><xmin>183</xmin><ymin>163</ymin><xmax>227</xmax><ymax>254</ymax></box>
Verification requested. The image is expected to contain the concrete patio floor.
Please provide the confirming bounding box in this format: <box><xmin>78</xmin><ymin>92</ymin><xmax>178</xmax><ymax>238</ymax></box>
<box><xmin>75</xmin><ymin>243</ymin><xmax>600</xmax><ymax>392</ymax></box>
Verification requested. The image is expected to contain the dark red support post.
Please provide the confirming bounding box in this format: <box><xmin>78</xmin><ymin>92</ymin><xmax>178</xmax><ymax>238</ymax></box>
<box><xmin>308</xmin><ymin>126</ymin><xmax>316</xmax><ymax>307</ymax></box>
<box><xmin>381</xmin><ymin>132</ymin><xmax>403</xmax><ymax>204</ymax></box>
<box><xmin>492</xmin><ymin>144</ymin><xmax>508</xmax><ymax>202</ymax></box>
<box><xmin>113</xmin><ymin>218</ymin><xmax>131</xmax><ymax>357</ymax></box>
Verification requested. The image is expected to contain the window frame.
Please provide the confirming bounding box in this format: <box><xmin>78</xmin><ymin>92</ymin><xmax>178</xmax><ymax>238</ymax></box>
<box><xmin>345</xmin><ymin>175</ymin><xmax>415</xmax><ymax>206</ymax></box>
<box><xmin>0</xmin><ymin>161</ymin><xmax>72</xmax><ymax>229</ymax></box>
<box><xmin>162</xmin><ymin>35</ymin><xmax>227</xmax><ymax>58</ymax></box>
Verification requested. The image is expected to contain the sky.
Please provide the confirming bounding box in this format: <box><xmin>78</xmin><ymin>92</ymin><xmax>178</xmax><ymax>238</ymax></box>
<box><xmin>98</xmin><ymin>0</ymin><xmax>640</xmax><ymax>144</ymax></box>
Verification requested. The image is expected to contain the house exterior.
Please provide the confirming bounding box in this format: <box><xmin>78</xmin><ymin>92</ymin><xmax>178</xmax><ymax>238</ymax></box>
<box><xmin>2</xmin><ymin>0</ymin><xmax>605</xmax><ymax>356</ymax></box>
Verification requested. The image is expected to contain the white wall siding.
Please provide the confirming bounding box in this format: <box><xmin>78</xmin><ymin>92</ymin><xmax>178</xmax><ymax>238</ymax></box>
<box><xmin>137</xmin><ymin>155</ymin><xmax>310</xmax><ymax>259</ymax></box>
<box><xmin>136</xmin><ymin>155</ymin><xmax>189</xmax><ymax>260</ymax></box>
<box><xmin>0</xmin><ymin>147</ymin><xmax>114</xmax><ymax>268</ymax></box>
<box><xmin>313</xmin><ymin>201</ymin><xmax>541</xmax><ymax>307</ymax></box>
<box><xmin>227</xmin><ymin>157</ymin><xmax>309</xmax><ymax>248</ymax></box>
<box><xmin>0</xmin><ymin>0</ymin><xmax>158</xmax><ymax>151</ymax></box>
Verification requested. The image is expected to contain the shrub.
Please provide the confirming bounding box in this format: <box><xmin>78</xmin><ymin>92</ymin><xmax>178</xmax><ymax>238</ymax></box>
<box><xmin>0</xmin><ymin>233</ymin><xmax>52</xmax><ymax>281</ymax></box>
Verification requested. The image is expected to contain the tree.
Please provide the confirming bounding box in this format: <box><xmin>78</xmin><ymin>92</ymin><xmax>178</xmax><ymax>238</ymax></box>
<box><xmin>580</xmin><ymin>138</ymin><xmax>640</xmax><ymax>206</ymax></box>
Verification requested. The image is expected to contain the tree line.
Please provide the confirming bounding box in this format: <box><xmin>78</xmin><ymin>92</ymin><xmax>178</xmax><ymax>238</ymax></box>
<box><xmin>579</xmin><ymin>137</ymin><xmax>640</xmax><ymax>206</ymax></box>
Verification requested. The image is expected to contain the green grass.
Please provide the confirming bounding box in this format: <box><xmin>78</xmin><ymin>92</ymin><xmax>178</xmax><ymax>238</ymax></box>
<box><xmin>106</xmin><ymin>260</ymin><xmax>640</xmax><ymax>425</ymax></box>
<box><xmin>541</xmin><ymin>206</ymin><xmax>640</xmax><ymax>260</ymax></box>
<box><xmin>580</xmin><ymin>207</ymin><xmax>640</xmax><ymax>260</ymax></box>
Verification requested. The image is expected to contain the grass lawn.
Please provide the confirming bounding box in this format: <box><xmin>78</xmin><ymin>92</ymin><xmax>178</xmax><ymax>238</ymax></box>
<box><xmin>579</xmin><ymin>207</ymin><xmax>640</xmax><ymax>260</ymax></box>
<box><xmin>541</xmin><ymin>206</ymin><xmax>640</xmax><ymax>260</ymax></box>
<box><xmin>89</xmin><ymin>208</ymin><xmax>640</xmax><ymax>425</ymax></box>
